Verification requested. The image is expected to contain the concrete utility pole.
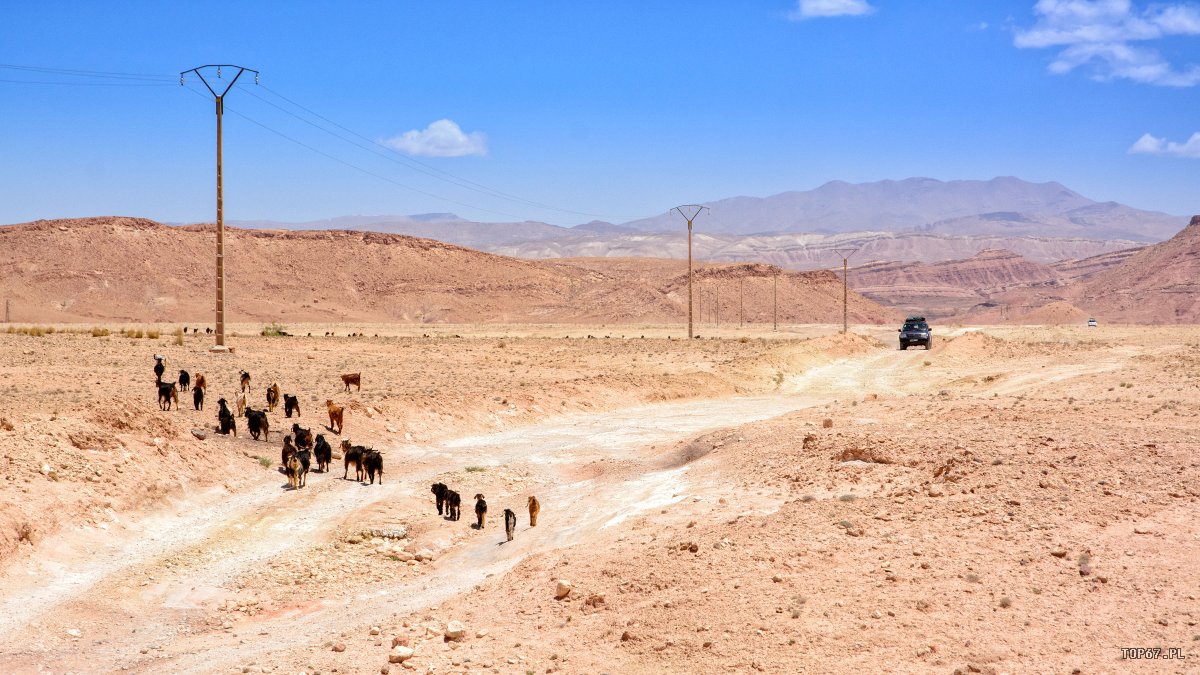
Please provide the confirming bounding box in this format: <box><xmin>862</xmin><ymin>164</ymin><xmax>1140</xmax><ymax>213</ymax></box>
<box><xmin>738</xmin><ymin>277</ymin><xmax>743</xmax><ymax>329</ymax></box>
<box><xmin>3</xmin><ymin>299</ymin><xmax>9</xmax><ymax>323</ymax></box>
<box><xmin>181</xmin><ymin>64</ymin><xmax>259</xmax><ymax>352</ymax></box>
<box><xmin>672</xmin><ymin>205</ymin><xmax>708</xmax><ymax>339</ymax></box>
<box><xmin>831</xmin><ymin>247</ymin><xmax>859</xmax><ymax>334</ymax></box>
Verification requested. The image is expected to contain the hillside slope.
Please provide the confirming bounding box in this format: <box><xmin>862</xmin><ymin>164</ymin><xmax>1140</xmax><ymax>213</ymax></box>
<box><xmin>0</xmin><ymin>217</ymin><xmax>896</xmax><ymax>325</ymax></box>
<box><xmin>1075</xmin><ymin>215</ymin><xmax>1200</xmax><ymax>323</ymax></box>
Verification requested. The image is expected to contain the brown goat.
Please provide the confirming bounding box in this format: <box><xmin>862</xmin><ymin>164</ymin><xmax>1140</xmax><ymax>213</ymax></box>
<box><xmin>326</xmin><ymin>399</ymin><xmax>344</xmax><ymax>434</ymax></box>
<box><xmin>528</xmin><ymin>495</ymin><xmax>540</xmax><ymax>527</ymax></box>
<box><xmin>266</xmin><ymin>382</ymin><xmax>280</xmax><ymax>412</ymax></box>
<box><xmin>194</xmin><ymin>373</ymin><xmax>207</xmax><ymax>391</ymax></box>
<box><xmin>340</xmin><ymin>372</ymin><xmax>361</xmax><ymax>392</ymax></box>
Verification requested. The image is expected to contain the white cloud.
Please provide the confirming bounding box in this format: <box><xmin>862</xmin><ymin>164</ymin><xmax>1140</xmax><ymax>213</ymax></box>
<box><xmin>382</xmin><ymin>119</ymin><xmax>487</xmax><ymax>157</ymax></box>
<box><xmin>1014</xmin><ymin>1</ymin><xmax>1200</xmax><ymax>86</ymax></box>
<box><xmin>790</xmin><ymin>0</ymin><xmax>875</xmax><ymax>20</ymax></box>
<box><xmin>1129</xmin><ymin>131</ymin><xmax>1200</xmax><ymax>157</ymax></box>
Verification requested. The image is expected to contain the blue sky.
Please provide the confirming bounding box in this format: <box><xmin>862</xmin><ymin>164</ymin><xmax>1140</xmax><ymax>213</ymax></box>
<box><xmin>1</xmin><ymin>0</ymin><xmax>1197</xmax><ymax>226</ymax></box>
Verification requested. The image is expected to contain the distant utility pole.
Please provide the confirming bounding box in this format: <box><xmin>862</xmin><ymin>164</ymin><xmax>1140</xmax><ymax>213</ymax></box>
<box><xmin>715</xmin><ymin>285</ymin><xmax>720</xmax><ymax>328</ymax></box>
<box><xmin>672</xmin><ymin>205</ymin><xmax>708</xmax><ymax>340</ymax></box>
<box><xmin>831</xmin><ymin>247</ymin><xmax>859</xmax><ymax>334</ymax></box>
<box><xmin>738</xmin><ymin>277</ymin><xmax>744</xmax><ymax>329</ymax></box>
<box><xmin>181</xmin><ymin>64</ymin><xmax>259</xmax><ymax>352</ymax></box>
<box><xmin>773</xmin><ymin>271</ymin><xmax>778</xmax><ymax>332</ymax></box>
<box><xmin>3</xmin><ymin>299</ymin><xmax>9</xmax><ymax>323</ymax></box>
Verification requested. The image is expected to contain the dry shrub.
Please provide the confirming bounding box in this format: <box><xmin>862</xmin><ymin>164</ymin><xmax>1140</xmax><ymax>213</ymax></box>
<box><xmin>174</xmin><ymin>327</ymin><xmax>184</xmax><ymax>345</ymax></box>
<box><xmin>146</xmin><ymin>328</ymin><xmax>161</xmax><ymax>339</ymax></box>
<box><xmin>91</xmin><ymin>327</ymin><xmax>110</xmax><ymax>337</ymax></box>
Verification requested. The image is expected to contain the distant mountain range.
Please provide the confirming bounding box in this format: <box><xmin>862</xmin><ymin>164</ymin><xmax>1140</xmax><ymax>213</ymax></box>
<box><xmin>227</xmin><ymin>177</ymin><xmax>1188</xmax><ymax>264</ymax></box>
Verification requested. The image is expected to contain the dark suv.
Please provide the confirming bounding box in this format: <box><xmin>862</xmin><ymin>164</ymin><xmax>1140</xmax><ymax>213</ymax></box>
<box><xmin>898</xmin><ymin>316</ymin><xmax>932</xmax><ymax>350</ymax></box>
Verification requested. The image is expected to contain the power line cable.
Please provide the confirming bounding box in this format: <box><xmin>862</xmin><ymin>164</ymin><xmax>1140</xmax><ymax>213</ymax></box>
<box><xmin>181</xmin><ymin>84</ymin><xmax>528</xmax><ymax>221</ymax></box>
<box><xmin>244</xmin><ymin>86</ymin><xmax>563</xmax><ymax>212</ymax></box>
<box><xmin>0</xmin><ymin>78</ymin><xmax>174</xmax><ymax>87</ymax></box>
<box><xmin>0</xmin><ymin>63</ymin><xmax>174</xmax><ymax>82</ymax></box>
<box><xmin>256</xmin><ymin>83</ymin><xmax>621</xmax><ymax>221</ymax></box>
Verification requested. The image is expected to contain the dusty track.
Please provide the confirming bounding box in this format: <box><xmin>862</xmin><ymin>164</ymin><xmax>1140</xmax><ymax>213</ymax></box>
<box><xmin>0</xmin><ymin>329</ymin><xmax>1170</xmax><ymax>673</ymax></box>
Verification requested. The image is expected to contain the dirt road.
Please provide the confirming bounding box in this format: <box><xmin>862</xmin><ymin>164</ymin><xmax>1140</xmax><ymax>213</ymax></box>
<box><xmin>0</xmin><ymin>334</ymin><xmax>1144</xmax><ymax>673</ymax></box>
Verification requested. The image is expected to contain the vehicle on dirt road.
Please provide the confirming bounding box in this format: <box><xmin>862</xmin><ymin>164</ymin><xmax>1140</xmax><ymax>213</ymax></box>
<box><xmin>898</xmin><ymin>316</ymin><xmax>932</xmax><ymax>350</ymax></box>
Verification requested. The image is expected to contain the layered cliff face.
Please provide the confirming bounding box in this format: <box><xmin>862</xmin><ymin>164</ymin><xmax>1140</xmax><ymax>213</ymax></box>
<box><xmin>1072</xmin><ymin>216</ymin><xmax>1200</xmax><ymax>324</ymax></box>
<box><xmin>848</xmin><ymin>249</ymin><xmax>1064</xmax><ymax>318</ymax></box>
<box><xmin>0</xmin><ymin>217</ymin><xmax>896</xmax><ymax>325</ymax></box>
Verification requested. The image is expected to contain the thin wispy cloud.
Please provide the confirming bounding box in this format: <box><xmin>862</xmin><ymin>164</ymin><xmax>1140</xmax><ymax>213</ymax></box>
<box><xmin>790</xmin><ymin>0</ymin><xmax>875</xmax><ymax>20</ymax></box>
<box><xmin>382</xmin><ymin>119</ymin><xmax>488</xmax><ymax>157</ymax></box>
<box><xmin>1129</xmin><ymin>131</ymin><xmax>1200</xmax><ymax>157</ymax></box>
<box><xmin>1014</xmin><ymin>0</ymin><xmax>1200</xmax><ymax>86</ymax></box>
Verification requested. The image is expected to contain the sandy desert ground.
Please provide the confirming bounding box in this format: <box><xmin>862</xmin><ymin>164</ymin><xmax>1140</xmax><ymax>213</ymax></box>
<box><xmin>0</xmin><ymin>322</ymin><xmax>1197</xmax><ymax>674</ymax></box>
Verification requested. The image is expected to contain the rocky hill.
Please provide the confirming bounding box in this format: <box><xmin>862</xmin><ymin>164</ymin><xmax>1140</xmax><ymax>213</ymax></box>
<box><xmin>0</xmin><ymin>217</ymin><xmax>895</xmax><ymax>326</ymax></box>
<box><xmin>1074</xmin><ymin>216</ymin><xmax>1200</xmax><ymax>323</ymax></box>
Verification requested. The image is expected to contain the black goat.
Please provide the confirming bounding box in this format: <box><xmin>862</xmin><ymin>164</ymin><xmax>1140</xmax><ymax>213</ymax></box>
<box><xmin>217</xmin><ymin>398</ymin><xmax>236</xmax><ymax>436</ymax></box>
<box><xmin>193</xmin><ymin>386</ymin><xmax>204</xmax><ymax>411</ymax></box>
<box><xmin>474</xmin><ymin>494</ymin><xmax>488</xmax><ymax>529</ymax></box>
<box><xmin>504</xmin><ymin>508</ymin><xmax>516</xmax><ymax>542</ymax></box>
<box><xmin>281</xmin><ymin>434</ymin><xmax>297</xmax><ymax>467</ymax></box>
<box><xmin>292</xmin><ymin>423</ymin><xmax>313</xmax><ymax>450</ymax></box>
<box><xmin>362</xmin><ymin>448</ymin><xmax>383</xmax><ymax>485</ymax></box>
<box><xmin>431</xmin><ymin>482</ymin><xmax>448</xmax><ymax>515</ymax></box>
<box><xmin>283</xmin><ymin>394</ymin><xmax>300</xmax><ymax>418</ymax></box>
<box><xmin>445</xmin><ymin>490</ymin><xmax>462</xmax><ymax>521</ymax></box>
<box><xmin>313</xmin><ymin>434</ymin><xmax>332</xmax><ymax>473</ymax></box>
<box><xmin>246</xmin><ymin>407</ymin><xmax>269</xmax><ymax>441</ymax></box>
<box><xmin>157</xmin><ymin>381</ymin><xmax>178</xmax><ymax>411</ymax></box>
<box><xmin>178</xmin><ymin>370</ymin><xmax>190</xmax><ymax>391</ymax></box>
<box><xmin>341</xmin><ymin>440</ymin><xmax>366</xmax><ymax>481</ymax></box>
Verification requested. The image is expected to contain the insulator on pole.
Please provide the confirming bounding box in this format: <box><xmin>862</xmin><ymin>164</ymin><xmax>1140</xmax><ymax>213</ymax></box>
<box><xmin>217</xmin><ymin>66</ymin><xmax>222</xmax><ymax>78</ymax></box>
<box><xmin>179</xmin><ymin>74</ymin><xmax>184</xmax><ymax>85</ymax></box>
<box><xmin>254</xmin><ymin>73</ymin><xmax>259</xmax><ymax>85</ymax></box>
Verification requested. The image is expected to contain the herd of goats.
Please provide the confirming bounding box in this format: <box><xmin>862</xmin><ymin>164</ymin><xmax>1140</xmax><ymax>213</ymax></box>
<box><xmin>151</xmin><ymin>355</ymin><xmax>541</xmax><ymax>542</ymax></box>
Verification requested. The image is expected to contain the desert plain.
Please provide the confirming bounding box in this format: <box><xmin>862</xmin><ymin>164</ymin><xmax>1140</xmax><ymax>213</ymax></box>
<box><xmin>0</xmin><ymin>321</ymin><xmax>1196</xmax><ymax>674</ymax></box>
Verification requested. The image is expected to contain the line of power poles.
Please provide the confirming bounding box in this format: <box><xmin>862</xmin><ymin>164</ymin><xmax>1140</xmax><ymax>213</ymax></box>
<box><xmin>181</xmin><ymin>64</ymin><xmax>258</xmax><ymax>352</ymax></box>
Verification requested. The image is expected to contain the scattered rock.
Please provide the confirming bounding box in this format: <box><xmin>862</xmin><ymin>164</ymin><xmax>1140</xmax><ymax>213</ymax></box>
<box><xmin>415</xmin><ymin>549</ymin><xmax>435</xmax><ymax>562</ymax></box>
<box><xmin>370</xmin><ymin>626</ymin><xmax>381</xmax><ymax>636</ymax></box>
<box><xmin>475</xmin><ymin>629</ymin><xmax>489</xmax><ymax>638</ymax></box>
<box><xmin>392</xmin><ymin>636</ymin><xmax>410</xmax><ymax>648</ymax></box>
<box><xmin>555</xmin><ymin>580</ymin><xmax>573</xmax><ymax>599</ymax></box>
<box><xmin>1050</xmin><ymin>549</ymin><xmax>1068</xmax><ymax>558</ymax></box>
<box><xmin>1133</xmin><ymin>526</ymin><xmax>1154</xmax><ymax>535</ymax></box>
<box><xmin>190</xmin><ymin>428</ymin><xmax>208</xmax><ymax>440</ymax></box>
<box><xmin>445</xmin><ymin>620</ymin><xmax>466</xmax><ymax>640</ymax></box>
<box><xmin>331</xmin><ymin>643</ymin><xmax>345</xmax><ymax>652</ymax></box>
<box><xmin>66</xmin><ymin>628</ymin><xmax>82</xmax><ymax>638</ymax></box>
<box><xmin>388</xmin><ymin>646</ymin><xmax>414</xmax><ymax>663</ymax></box>
<box><xmin>822</xmin><ymin>419</ymin><xmax>833</xmax><ymax>429</ymax></box>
